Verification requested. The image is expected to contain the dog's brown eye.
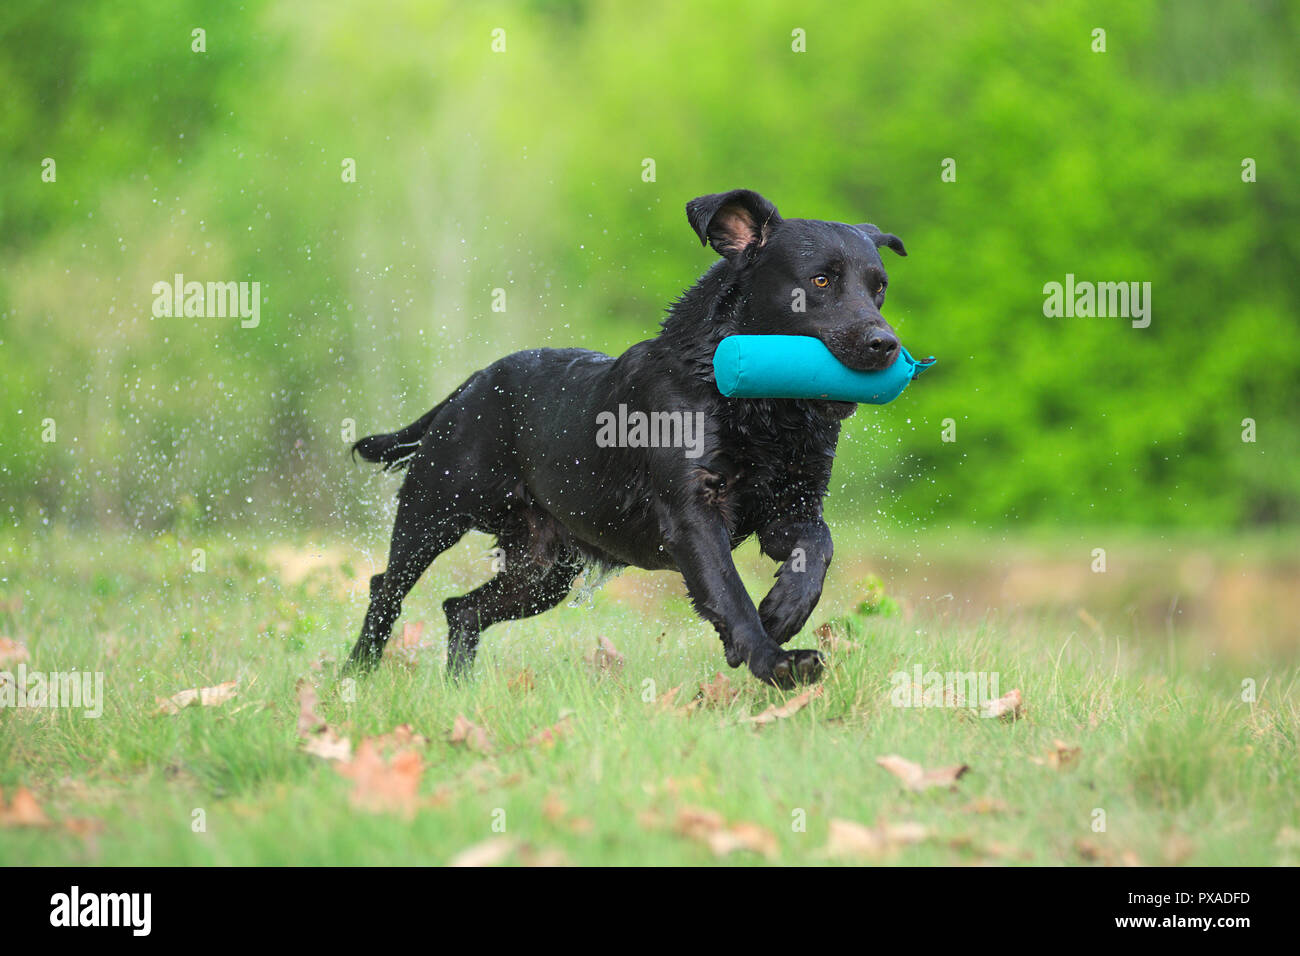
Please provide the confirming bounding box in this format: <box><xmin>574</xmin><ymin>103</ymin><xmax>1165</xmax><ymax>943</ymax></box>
<box><xmin>875</xmin><ymin>283</ymin><xmax>885</xmax><ymax>294</ymax></box>
<box><xmin>812</xmin><ymin>275</ymin><xmax>829</xmax><ymax>288</ymax></box>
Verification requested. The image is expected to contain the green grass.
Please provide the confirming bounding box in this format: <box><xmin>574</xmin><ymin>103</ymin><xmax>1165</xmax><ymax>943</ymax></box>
<box><xmin>1</xmin><ymin>529</ymin><xmax>1297</xmax><ymax>865</ymax></box>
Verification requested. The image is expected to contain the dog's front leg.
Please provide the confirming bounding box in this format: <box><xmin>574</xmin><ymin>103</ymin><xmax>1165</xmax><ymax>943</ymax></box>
<box><xmin>660</xmin><ymin>503</ymin><xmax>823</xmax><ymax>687</ymax></box>
<box><xmin>757</xmin><ymin>517</ymin><xmax>833</xmax><ymax>645</ymax></box>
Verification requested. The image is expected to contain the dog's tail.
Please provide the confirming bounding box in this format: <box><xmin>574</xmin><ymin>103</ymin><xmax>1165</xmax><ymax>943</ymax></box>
<box><xmin>350</xmin><ymin>398</ymin><xmax>449</xmax><ymax>472</ymax></box>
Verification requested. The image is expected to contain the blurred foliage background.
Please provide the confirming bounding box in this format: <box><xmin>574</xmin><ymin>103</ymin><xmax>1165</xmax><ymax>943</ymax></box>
<box><xmin>1</xmin><ymin>0</ymin><xmax>1297</xmax><ymax>535</ymax></box>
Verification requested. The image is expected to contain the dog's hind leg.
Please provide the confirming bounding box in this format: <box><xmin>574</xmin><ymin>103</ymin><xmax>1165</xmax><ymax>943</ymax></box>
<box><xmin>345</xmin><ymin>475</ymin><xmax>473</xmax><ymax>673</ymax></box>
<box><xmin>442</xmin><ymin>552</ymin><xmax>583</xmax><ymax>679</ymax></box>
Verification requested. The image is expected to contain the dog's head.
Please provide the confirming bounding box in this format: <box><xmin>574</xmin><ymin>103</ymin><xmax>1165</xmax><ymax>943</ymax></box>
<box><xmin>686</xmin><ymin>188</ymin><xmax>906</xmax><ymax>372</ymax></box>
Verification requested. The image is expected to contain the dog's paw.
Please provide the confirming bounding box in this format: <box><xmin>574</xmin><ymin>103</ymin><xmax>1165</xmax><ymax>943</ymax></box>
<box><xmin>722</xmin><ymin>638</ymin><xmax>745</xmax><ymax>669</ymax></box>
<box><xmin>759</xmin><ymin>578</ymin><xmax>822</xmax><ymax>646</ymax></box>
<box><xmin>763</xmin><ymin>648</ymin><xmax>825</xmax><ymax>689</ymax></box>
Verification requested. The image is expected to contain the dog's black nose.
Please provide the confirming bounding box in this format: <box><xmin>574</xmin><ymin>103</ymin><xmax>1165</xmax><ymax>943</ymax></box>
<box><xmin>820</xmin><ymin>322</ymin><xmax>900</xmax><ymax>371</ymax></box>
<box><xmin>867</xmin><ymin>329</ymin><xmax>899</xmax><ymax>358</ymax></box>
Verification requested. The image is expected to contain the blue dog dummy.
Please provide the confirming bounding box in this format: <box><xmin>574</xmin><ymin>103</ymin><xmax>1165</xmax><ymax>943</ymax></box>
<box><xmin>713</xmin><ymin>334</ymin><xmax>934</xmax><ymax>403</ymax></box>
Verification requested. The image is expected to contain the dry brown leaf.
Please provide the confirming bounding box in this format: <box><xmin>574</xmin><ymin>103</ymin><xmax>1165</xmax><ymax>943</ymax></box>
<box><xmin>526</xmin><ymin>714</ymin><xmax>574</xmax><ymax>749</ymax></box>
<box><xmin>449</xmin><ymin>714</ymin><xmax>492</xmax><ymax>754</ymax></box>
<box><xmin>448</xmin><ymin>838</ymin><xmax>567</xmax><ymax>867</ymax></box>
<box><xmin>62</xmin><ymin>817</ymin><xmax>106</xmax><ymax>839</ymax></box>
<box><xmin>637</xmin><ymin>808</ymin><xmax>666</xmax><ymax>829</ymax></box>
<box><xmin>740</xmin><ymin>685</ymin><xmax>824</xmax><ymax>725</ymax></box>
<box><xmin>653</xmin><ymin>684</ymin><xmax>684</xmax><ymax>713</ymax></box>
<box><xmin>0</xmin><ymin>787</ymin><xmax>49</xmax><ymax>827</ymax></box>
<box><xmin>876</xmin><ymin>754</ymin><xmax>970</xmax><ymax>791</ymax></box>
<box><xmin>696</xmin><ymin>672</ymin><xmax>740</xmax><ymax>708</ymax></box>
<box><xmin>822</xmin><ymin>818</ymin><xmax>930</xmax><ymax>859</ymax></box>
<box><xmin>518</xmin><ymin>845</ymin><xmax>570</xmax><ymax>867</ymax></box>
<box><xmin>675</xmin><ymin>806</ymin><xmax>777</xmax><ymax>859</ymax></box>
<box><xmin>983</xmin><ymin>840</ymin><xmax>1034</xmax><ymax>861</ymax></box>
<box><xmin>155</xmin><ymin>680</ymin><xmax>238</xmax><ymax>716</ymax></box>
<box><xmin>295</xmin><ymin>678</ymin><xmax>327</xmax><ymax>736</ymax></box>
<box><xmin>368</xmin><ymin>723</ymin><xmax>428</xmax><ymax>753</ymax></box>
<box><xmin>508</xmin><ymin>670</ymin><xmax>536</xmax><ymax>694</ymax></box>
<box><xmin>584</xmin><ymin>635</ymin><xmax>624</xmax><ymax>673</ymax></box>
<box><xmin>814</xmin><ymin>622</ymin><xmax>858</xmax><ymax>654</ymax></box>
<box><xmin>1074</xmin><ymin>838</ymin><xmax>1141</xmax><ymax>866</ymax></box>
<box><xmin>542</xmin><ymin>793</ymin><xmax>568</xmax><ymax>821</ymax></box>
<box><xmin>302</xmin><ymin>730</ymin><xmax>352</xmax><ymax>762</ymax></box>
<box><xmin>961</xmin><ymin>797</ymin><xmax>1009</xmax><ymax>816</ymax></box>
<box><xmin>385</xmin><ymin>620</ymin><xmax>432</xmax><ymax>668</ymax></box>
<box><xmin>309</xmin><ymin>652</ymin><xmax>338</xmax><ymax>674</ymax></box>
<box><xmin>1275</xmin><ymin>827</ymin><xmax>1300</xmax><ymax>849</ymax></box>
<box><xmin>335</xmin><ymin>739</ymin><xmax>423</xmax><ymax>817</ymax></box>
<box><xmin>1074</xmin><ymin>838</ymin><xmax>1104</xmax><ymax>862</ymax></box>
<box><xmin>450</xmin><ymin>837</ymin><xmax>518</xmax><ymax>867</ymax></box>
<box><xmin>0</xmin><ymin>637</ymin><xmax>29</xmax><ymax>667</ymax></box>
<box><xmin>982</xmin><ymin>688</ymin><xmax>1024</xmax><ymax>720</ymax></box>
<box><xmin>1162</xmin><ymin>831</ymin><xmax>1196</xmax><ymax>865</ymax></box>
<box><xmin>1029</xmin><ymin>738</ymin><xmax>1081</xmax><ymax>770</ymax></box>
<box><xmin>660</xmin><ymin>775</ymin><xmax>704</xmax><ymax>798</ymax></box>
<box><xmin>295</xmin><ymin>678</ymin><xmax>352</xmax><ymax>761</ymax></box>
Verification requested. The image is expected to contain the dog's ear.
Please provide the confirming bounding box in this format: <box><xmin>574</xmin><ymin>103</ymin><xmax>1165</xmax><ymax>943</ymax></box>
<box><xmin>856</xmin><ymin>223</ymin><xmax>907</xmax><ymax>257</ymax></box>
<box><xmin>686</xmin><ymin>189</ymin><xmax>782</xmax><ymax>261</ymax></box>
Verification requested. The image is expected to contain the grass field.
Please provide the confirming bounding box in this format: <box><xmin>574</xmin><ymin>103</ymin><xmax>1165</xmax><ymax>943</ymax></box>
<box><xmin>1</xmin><ymin>528</ymin><xmax>1297</xmax><ymax>866</ymax></box>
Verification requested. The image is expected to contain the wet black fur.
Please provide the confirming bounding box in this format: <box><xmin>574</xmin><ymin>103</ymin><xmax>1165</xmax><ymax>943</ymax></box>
<box><xmin>345</xmin><ymin>189</ymin><xmax>907</xmax><ymax>687</ymax></box>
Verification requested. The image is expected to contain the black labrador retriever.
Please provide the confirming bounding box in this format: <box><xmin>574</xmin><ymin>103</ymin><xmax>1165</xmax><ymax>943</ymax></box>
<box><xmin>345</xmin><ymin>189</ymin><xmax>906</xmax><ymax>687</ymax></box>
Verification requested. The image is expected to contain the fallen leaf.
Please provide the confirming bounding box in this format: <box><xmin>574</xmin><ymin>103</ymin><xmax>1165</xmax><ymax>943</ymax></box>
<box><xmin>295</xmin><ymin>678</ymin><xmax>352</xmax><ymax>761</ymax></box>
<box><xmin>982</xmin><ymin>688</ymin><xmax>1024</xmax><ymax>720</ymax></box>
<box><xmin>1029</xmin><ymin>738</ymin><xmax>1080</xmax><ymax>770</ymax></box>
<box><xmin>659</xmin><ymin>775</ymin><xmax>704</xmax><ymax>798</ymax></box>
<box><xmin>814</xmin><ymin>622</ymin><xmax>858</xmax><ymax>654</ymax></box>
<box><xmin>295</xmin><ymin>678</ymin><xmax>327</xmax><ymax>736</ymax></box>
<box><xmin>450</xmin><ymin>837</ymin><xmax>518</xmax><ymax>867</ymax></box>
<box><xmin>653</xmin><ymin>684</ymin><xmax>684</xmax><ymax>713</ymax></box>
<box><xmin>155</xmin><ymin>680</ymin><xmax>238</xmax><ymax>715</ymax></box>
<box><xmin>876</xmin><ymin>754</ymin><xmax>970</xmax><ymax>791</ymax></box>
<box><xmin>518</xmin><ymin>844</ymin><xmax>570</xmax><ymax>867</ymax></box>
<box><xmin>675</xmin><ymin>807</ymin><xmax>777</xmax><ymax>859</ymax></box>
<box><xmin>1074</xmin><ymin>839</ymin><xmax>1142</xmax><ymax>867</ymax></box>
<box><xmin>0</xmin><ymin>637</ymin><xmax>29</xmax><ymax>667</ymax></box>
<box><xmin>961</xmin><ymin>797</ymin><xmax>1010</xmax><ymax>816</ymax></box>
<box><xmin>1276</xmin><ymin>827</ymin><xmax>1300</xmax><ymax>849</ymax></box>
<box><xmin>637</xmin><ymin>808</ymin><xmax>666</xmax><ymax>829</ymax></box>
<box><xmin>62</xmin><ymin>817</ymin><xmax>106</xmax><ymax>839</ymax></box>
<box><xmin>335</xmin><ymin>739</ymin><xmax>423</xmax><ymax>817</ymax></box>
<box><xmin>302</xmin><ymin>731</ymin><xmax>352</xmax><ymax>762</ymax></box>
<box><xmin>449</xmin><ymin>714</ymin><xmax>492</xmax><ymax>754</ymax></box>
<box><xmin>1162</xmin><ymin>831</ymin><xmax>1196</xmax><ymax>865</ymax></box>
<box><xmin>1077</xmin><ymin>607</ymin><xmax>1104</xmax><ymax>636</ymax></box>
<box><xmin>526</xmin><ymin>715</ymin><xmax>573</xmax><ymax>749</ymax></box>
<box><xmin>740</xmin><ymin>685</ymin><xmax>823</xmax><ymax>725</ymax></box>
<box><xmin>1074</xmin><ymin>839</ymin><xmax>1104</xmax><ymax>862</ymax></box>
<box><xmin>385</xmin><ymin>620</ymin><xmax>432</xmax><ymax>668</ymax></box>
<box><xmin>0</xmin><ymin>787</ymin><xmax>49</xmax><ymax>827</ymax></box>
<box><xmin>584</xmin><ymin>635</ymin><xmax>624</xmax><ymax>673</ymax></box>
<box><xmin>542</xmin><ymin>793</ymin><xmax>568</xmax><ymax>821</ymax></box>
<box><xmin>369</xmin><ymin>723</ymin><xmax>428</xmax><ymax>753</ymax></box>
<box><xmin>822</xmin><ymin>818</ymin><xmax>930</xmax><ymax>859</ymax></box>
<box><xmin>696</xmin><ymin>673</ymin><xmax>740</xmax><ymax>708</ymax></box>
